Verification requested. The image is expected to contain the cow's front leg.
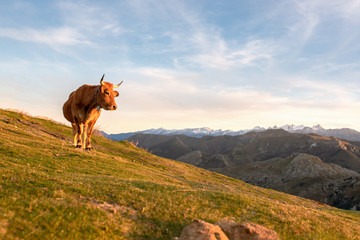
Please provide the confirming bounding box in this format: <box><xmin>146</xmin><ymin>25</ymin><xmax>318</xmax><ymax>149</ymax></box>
<box><xmin>84</xmin><ymin>120</ymin><xmax>96</xmax><ymax>150</ymax></box>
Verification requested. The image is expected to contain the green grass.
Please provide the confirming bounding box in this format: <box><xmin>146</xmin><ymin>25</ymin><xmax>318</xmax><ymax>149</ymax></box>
<box><xmin>1</xmin><ymin>109</ymin><xmax>360</xmax><ymax>240</ymax></box>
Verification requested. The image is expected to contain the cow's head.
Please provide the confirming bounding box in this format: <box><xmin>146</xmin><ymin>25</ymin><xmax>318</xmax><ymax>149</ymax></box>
<box><xmin>97</xmin><ymin>74</ymin><xmax>123</xmax><ymax>111</ymax></box>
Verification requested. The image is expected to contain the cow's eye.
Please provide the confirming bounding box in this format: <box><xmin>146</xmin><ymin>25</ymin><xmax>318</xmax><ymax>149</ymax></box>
<box><xmin>105</xmin><ymin>90</ymin><xmax>109</xmax><ymax>95</ymax></box>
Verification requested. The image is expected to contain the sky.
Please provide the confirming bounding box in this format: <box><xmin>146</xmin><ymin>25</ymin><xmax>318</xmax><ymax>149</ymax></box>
<box><xmin>1</xmin><ymin>0</ymin><xmax>360</xmax><ymax>133</ymax></box>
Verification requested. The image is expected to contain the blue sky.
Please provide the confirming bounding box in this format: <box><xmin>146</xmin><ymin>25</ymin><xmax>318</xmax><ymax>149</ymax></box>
<box><xmin>1</xmin><ymin>0</ymin><xmax>360</xmax><ymax>133</ymax></box>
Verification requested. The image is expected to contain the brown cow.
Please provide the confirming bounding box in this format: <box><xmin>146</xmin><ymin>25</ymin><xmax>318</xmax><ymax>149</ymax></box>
<box><xmin>63</xmin><ymin>74</ymin><xmax>123</xmax><ymax>150</ymax></box>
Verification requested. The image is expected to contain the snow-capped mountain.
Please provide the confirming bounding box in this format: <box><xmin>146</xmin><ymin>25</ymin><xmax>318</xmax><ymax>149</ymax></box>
<box><xmin>277</xmin><ymin>124</ymin><xmax>324</xmax><ymax>132</ymax></box>
<box><xmin>104</xmin><ymin>127</ymin><xmax>254</xmax><ymax>140</ymax></box>
<box><xmin>104</xmin><ymin>124</ymin><xmax>360</xmax><ymax>141</ymax></box>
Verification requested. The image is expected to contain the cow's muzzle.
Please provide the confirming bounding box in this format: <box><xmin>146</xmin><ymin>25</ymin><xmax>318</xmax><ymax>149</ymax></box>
<box><xmin>104</xmin><ymin>104</ymin><xmax>117</xmax><ymax>111</ymax></box>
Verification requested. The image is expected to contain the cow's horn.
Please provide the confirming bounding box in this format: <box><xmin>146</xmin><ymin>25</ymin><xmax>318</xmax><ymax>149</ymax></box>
<box><xmin>100</xmin><ymin>74</ymin><xmax>105</xmax><ymax>85</ymax></box>
<box><xmin>113</xmin><ymin>81</ymin><xmax>123</xmax><ymax>88</ymax></box>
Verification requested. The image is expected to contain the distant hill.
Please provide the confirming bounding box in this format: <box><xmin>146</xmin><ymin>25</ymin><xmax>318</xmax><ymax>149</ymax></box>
<box><xmin>128</xmin><ymin>130</ymin><xmax>360</xmax><ymax>210</ymax></box>
<box><xmin>128</xmin><ymin>130</ymin><xmax>360</xmax><ymax>173</ymax></box>
<box><xmin>105</xmin><ymin>124</ymin><xmax>360</xmax><ymax>141</ymax></box>
<box><xmin>212</xmin><ymin>153</ymin><xmax>360</xmax><ymax>210</ymax></box>
<box><xmin>3</xmin><ymin>109</ymin><xmax>360</xmax><ymax>239</ymax></box>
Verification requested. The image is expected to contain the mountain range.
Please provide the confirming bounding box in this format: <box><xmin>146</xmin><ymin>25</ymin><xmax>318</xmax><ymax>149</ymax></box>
<box><xmin>105</xmin><ymin>124</ymin><xmax>360</xmax><ymax>141</ymax></box>
<box><xmin>127</xmin><ymin>130</ymin><xmax>360</xmax><ymax>210</ymax></box>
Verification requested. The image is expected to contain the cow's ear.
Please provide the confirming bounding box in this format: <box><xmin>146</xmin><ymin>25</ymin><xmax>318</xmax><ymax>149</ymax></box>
<box><xmin>114</xmin><ymin>91</ymin><xmax>119</xmax><ymax>97</ymax></box>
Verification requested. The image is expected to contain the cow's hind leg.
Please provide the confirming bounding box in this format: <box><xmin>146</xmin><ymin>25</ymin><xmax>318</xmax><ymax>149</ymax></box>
<box><xmin>78</xmin><ymin>123</ymin><xmax>85</xmax><ymax>148</ymax></box>
<box><xmin>71</xmin><ymin>122</ymin><xmax>80</xmax><ymax>147</ymax></box>
<box><xmin>73</xmin><ymin>120</ymin><xmax>84</xmax><ymax>148</ymax></box>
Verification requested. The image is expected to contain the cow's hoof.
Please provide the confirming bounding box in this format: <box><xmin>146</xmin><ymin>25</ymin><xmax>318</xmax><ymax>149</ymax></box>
<box><xmin>76</xmin><ymin>145</ymin><xmax>82</xmax><ymax>148</ymax></box>
<box><xmin>85</xmin><ymin>147</ymin><xmax>92</xmax><ymax>151</ymax></box>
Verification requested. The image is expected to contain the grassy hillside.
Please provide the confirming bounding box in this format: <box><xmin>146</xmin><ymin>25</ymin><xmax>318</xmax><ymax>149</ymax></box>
<box><xmin>1</xmin><ymin>109</ymin><xmax>360</xmax><ymax>240</ymax></box>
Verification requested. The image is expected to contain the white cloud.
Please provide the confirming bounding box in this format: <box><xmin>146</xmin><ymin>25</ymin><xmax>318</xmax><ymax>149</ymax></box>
<box><xmin>290</xmin><ymin>10</ymin><xmax>318</xmax><ymax>45</ymax></box>
<box><xmin>288</xmin><ymin>0</ymin><xmax>360</xmax><ymax>45</ymax></box>
<box><xmin>0</xmin><ymin>1</ymin><xmax>128</xmax><ymax>51</ymax></box>
<box><xmin>158</xmin><ymin>5</ymin><xmax>276</xmax><ymax>70</ymax></box>
<box><xmin>276</xmin><ymin>76</ymin><xmax>360</xmax><ymax>112</ymax></box>
<box><xmin>0</xmin><ymin>27</ymin><xmax>91</xmax><ymax>48</ymax></box>
<box><xmin>186</xmin><ymin>39</ymin><xmax>275</xmax><ymax>70</ymax></box>
<box><xmin>119</xmin><ymin>0</ymin><xmax>276</xmax><ymax>70</ymax></box>
<box><xmin>341</xmin><ymin>0</ymin><xmax>360</xmax><ymax>21</ymax></box>
<box><xmin>118</xmin><ymin>66</ymin><xmax>288</xmax><ymax>115</ymax></box>
<box><xmin>56</xmin><ymin>0</ymin><xmax>126</xmax><ymax>36</ymax></box>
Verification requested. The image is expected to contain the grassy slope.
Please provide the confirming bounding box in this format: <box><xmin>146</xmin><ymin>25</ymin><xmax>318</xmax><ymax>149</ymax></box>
<box><xmin>0</xmin><ymin>109</ymin><xmax>359</xmax><ymax>240</ymax></box>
